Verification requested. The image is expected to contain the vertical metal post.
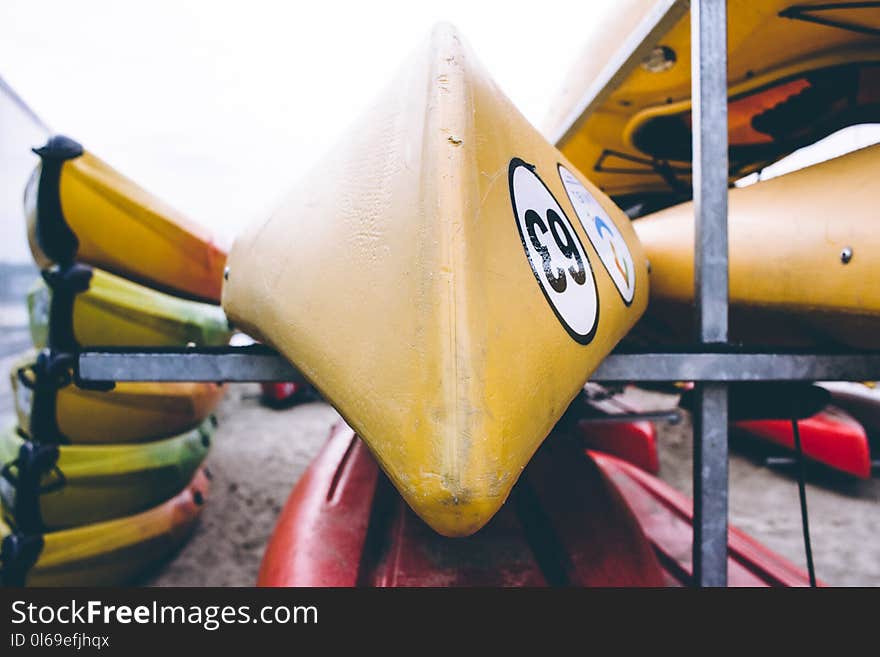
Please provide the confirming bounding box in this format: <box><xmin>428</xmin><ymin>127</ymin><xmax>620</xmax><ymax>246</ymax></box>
<box><xmin>691</xmin><ymin>0</ymin><xmax>729</xmax><ymax>587</ymax></box>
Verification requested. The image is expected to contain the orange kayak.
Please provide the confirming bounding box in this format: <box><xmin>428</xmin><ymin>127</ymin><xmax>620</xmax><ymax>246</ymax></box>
<box><xmin>0</xmin><ymin>469</ymin><xmax>209</xmax><ymax>586</ymax></box>
<box><xmin>25</xmin><ymin>135</ymin><xmax>227</xmax><ymax>304</ymax></box>
<box><xmin>11</xmin><ymin>350</ymin><xmax>225</xmax><ymax>444</ymax></box>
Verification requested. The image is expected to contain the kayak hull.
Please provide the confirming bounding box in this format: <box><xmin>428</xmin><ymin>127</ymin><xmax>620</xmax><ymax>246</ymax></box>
<box><xmin>736</xmin><ymin>408</ymin><xmax>872</xmax><ymax>479</ymax></box>
<box><xmin>592</xmin><ymin>451</ymin><xmax>818</xmax><ymax>586</ymax></box>
<box><xmin>259</xmin><ymin>423</ymin><xmax>665</xmax><ymax>587</ymax></box>
<box><xmin>25</xmin><ymin>138</ymin><xmax>227</xmax><ymax>304</ymax></box>
<box><xmin>11</xmin><ymin>351</ymin><xmax>225</xmax><ymax>444</ymax></box>
<box><xmin>577</xmin><ymin>419</ymin><xmax>659</xmax><ymax>474</ymax></box>
<box><xmin>223</xmin><ymin>24</ymin><xmax>649</xmax><ymax>537</ymax></box>
<box><xmin>819</xmin><ymin>382</ymin><xmax>880</xmax><ymax>435</ymax></box>
<box><xmin>634</xmin><ymin>146</ymin><xmax>880</xmax><ymax>349</ymax></box>
<box><xmin>1</xmin><ymin>469</ymin><xmax>209</xmax><ymax>587</ymax></box>
<box><xmin>548</xmin><ymin>0</ymin><xmax>880</xmax><ymax>203</ymax></box>
<box><xmin>259</xmin><ymin>423</ymin><xmax>814</xmax><ymax>587</ymax></box>
<box><xmin>572</xmin><ymin>386</ymin><xmax>661</xmax><ymax>473</ymax></box>
<box><xmin>0</xmin><ymin>420</ymin><xmax>213</xmax><ymax>530</ymax></box>
<box><xmin>27</xmin><ymin>265</ymin><xmax>231</xmax><ymax>350</ymax></box>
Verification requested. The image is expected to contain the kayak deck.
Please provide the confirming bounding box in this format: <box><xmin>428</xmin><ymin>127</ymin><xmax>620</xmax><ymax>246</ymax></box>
<box><xmin>259</xmin><ymin>422</ymin><xmax>815</xmax><ymax>587</ymax></box>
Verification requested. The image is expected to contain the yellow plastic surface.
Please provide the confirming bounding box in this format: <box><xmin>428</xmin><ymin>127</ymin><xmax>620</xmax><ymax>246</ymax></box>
<box><xmin>546</xmin><ymin>0</ymin><xmax>880</xmax><ymax>198</ymax></box>
<box><xmin>20</xmin><ymin>470</ymin><xmax>208</xmax><ymax>587</ymax></box>
<box><xmin>11</xmin><ymin>351</ymin><xmax>225</xmax><ymax>443</ymax></box>
<box><xmin>635</xmin><ymin>144</ymin><xmax>880</xmax><ymax>348</ymax></box>
<box><xmin>27</xmin><ymin>267</ymin><xmax>232</xmax><ymax>349</ymax></box>
<box><xmin>222</xmin><ymin>25</ymin><xmax>648</xmax><ymax>536</ymax></box>
<box><xmin>0</xmin><ymin>420</ymin><xmax>212</xmax><ymax>530</ymax></box>
<box><xmin>25</xmin><ymin>151</ymin><xmax>228</xmax><ymax>303</ymax></box>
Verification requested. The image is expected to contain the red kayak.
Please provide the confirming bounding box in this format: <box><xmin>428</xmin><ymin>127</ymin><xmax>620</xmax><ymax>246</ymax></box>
<box><xmin>598</xmin><ymin>384</ymin><xmax>871</xmax><ymax>479</ymax></box>
<box><xmin>819</xmin><ymin>382</ymin><xmax>880</xmax><ymax>435</ymax></box>
<box><xmin>259</xmin><ymin>423</ymin><xmax>815</xmax><ymax>587</ymax></box>
<box><xmin>571</xmin><ymin>385</ymin><xmax>661</xmax><ymax>474</ymax></box>
<box><xmin>736</xmin><ymin>407</ymin><xmax>871</xmax><ymax>479</ymax></box>
<box><xmin>261</xmin><ymin>382</ymin><xmax>298</xmax><ymax>402</ymax></box>
<box><xmin>260</xmin><ymin>382</ymin><xmax>312</xmax><ymax>407</ymax></box>
<box><xmin>577</xmin><ymin>419</ymin><xmax>659</xmax><ymax>474</ymax></box>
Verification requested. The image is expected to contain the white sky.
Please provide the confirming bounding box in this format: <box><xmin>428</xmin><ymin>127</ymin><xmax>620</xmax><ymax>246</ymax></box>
<box><xmin>0</xmin><ymin>0</ymin><xmax>614</xmax><ymax>261</ymax></box>
<box><xmin>2</xmin><ymin>1</ymin><xmax>877</xmax><ymax>264</ymax></box>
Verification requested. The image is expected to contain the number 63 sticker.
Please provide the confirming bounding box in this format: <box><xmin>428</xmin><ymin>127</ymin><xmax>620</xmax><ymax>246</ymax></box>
<box><xmin>509</xmin><ymin>158</ymin><xmax>599</xmax><ymax>344</ymax></box>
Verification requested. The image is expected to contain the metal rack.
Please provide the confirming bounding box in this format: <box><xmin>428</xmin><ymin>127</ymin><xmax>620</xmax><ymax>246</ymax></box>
<box><xmin>71</xmin><ymin>0</ymin><xmax>880</xmax><ymax>586</ymax></box>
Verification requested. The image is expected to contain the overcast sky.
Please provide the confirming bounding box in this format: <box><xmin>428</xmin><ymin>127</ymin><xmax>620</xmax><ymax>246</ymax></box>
<box><xmin>2</xmin><ymin>1</ymin><xmax>877</xmax><ymax>265</ymax></box>
<box><xmin>0</xmin><ymin>0</ymin><xmax>618</xmax><ymax>262</ymax></box>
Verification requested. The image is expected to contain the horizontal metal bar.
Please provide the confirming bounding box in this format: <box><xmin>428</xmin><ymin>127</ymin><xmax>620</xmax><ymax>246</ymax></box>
<box><xmin>75</xmin><ymin>348</ymin><xmax>880</xmax><ymax>383</ymax></box>
<box><xmin>594</xmin><ymin>352</ymin><xmax>880</xmax><ymax>382</ymax></box>
<box><xmin>77</xmin><ymin>347</ymin><xmax>304</xmax><ymax>383</ymax></box>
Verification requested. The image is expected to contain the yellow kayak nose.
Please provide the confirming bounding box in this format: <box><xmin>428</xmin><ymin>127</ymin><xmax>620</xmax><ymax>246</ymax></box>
<box><xmin>24</xmin><ymin>136</ymin><xmax>227</xmax><ymax>304</ymax></box>
<box><xmin>222</xmin><ymin>24</ymin><xmax>648</xmax><ymax>536</ymax></box>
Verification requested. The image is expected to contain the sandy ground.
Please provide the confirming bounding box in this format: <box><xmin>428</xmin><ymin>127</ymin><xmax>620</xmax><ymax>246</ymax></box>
<box><xmin>145</xmin><ymin>385</ymin><xmax>339</xmax><ymax>587</ymax></box>
<box><xmin>626</xmin><ymin>387</ymin><xmax>880</xmax><ymax>587</ymax></box>
<box><xmin>145</xmin><ymin>384</ymin><xmax>880</xmax><ymax>587</ymax></box>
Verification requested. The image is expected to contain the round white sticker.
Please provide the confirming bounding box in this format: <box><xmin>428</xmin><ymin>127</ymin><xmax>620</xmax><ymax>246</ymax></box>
<box><xmin>509</xmin><ymin>158</ymin><xmax>598</xmax><ymax>344</ymax></box>
<box><xmin>558</xmin><ymin>164</ymin><xmax>636</xmax><ymax>305</ymax></box>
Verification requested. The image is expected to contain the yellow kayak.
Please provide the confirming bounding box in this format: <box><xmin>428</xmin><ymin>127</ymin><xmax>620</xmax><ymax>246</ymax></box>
<box><xmin>0</xmin><ymin>469</ymin><xmax>208</xmax><ymax>586</ymax></box>
<box><xmin>24</xmin><ymin>135</ymin><xmax>228</xmax><ymax>303</ymax></box>
<box><xmin>0</xmin><ymin>420</ymin><xmax>212</xmax><ymax>530</ymax></box>
<box><xmin>11</xmin><ymin>350</ymin><xmax>225</xmax><ymax>444</ymax></box>
<box><xmin>27</xmin><ymin>264</ymin><xmax>232</xmax><ymax>350</ymax></box>
<box><xmin>222</xmin><ymin>24</ymin><xmax>648</xmax><ymax>536</ymax></box>
<box><xmin>546</xmin><ymin>0</ymin><xmax>880</xmax><ymax>209</ymax></box>
<box><xmin>635</xmin><ymin>144</ymin><xmax>880</xmax><ymax>348</ymax></box>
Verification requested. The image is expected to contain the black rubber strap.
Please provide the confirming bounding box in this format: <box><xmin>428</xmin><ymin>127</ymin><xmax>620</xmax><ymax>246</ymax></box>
<box><xmin>42</xmin><ymin>264</ymin><xmax>93</xmax><ymax>352</ymax></box>
<box><xmin>19</xmin><ymin>351</ymin><xmax>76</xmax><ymax>444</ymax></box>
<box><xmin>0</xmin><ymin>532</ymin><xmax>44</xmax><ymax>587</ymax></box>
<box><xmin>790</xmin><ymin>406</ymin><xmax>817</xmax><ymax>587</ymax></box>
<box><xmin>0</xmin><ymin>441</ymin><xmax>62</xmax><ymax>533</ymax></box>
<box><xmin>32</xmin><ymin>135</ymin><xmax>84</xmax><ymax>267</ymax></box>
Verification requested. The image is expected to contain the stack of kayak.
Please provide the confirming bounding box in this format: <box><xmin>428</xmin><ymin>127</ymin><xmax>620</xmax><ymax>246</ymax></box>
<box><xmin>545</xmin><ymin>0</ymin><xmax>880</xmax><ymax>348</ymax></box>
<box><xmin>5</xmin><ymin>1</ymin><xmax>869</xmax><ymax>586</ymax></box>
<box><xmin>544</xmin><ymin>0</ymin><xmax>880</xmax><ymax>479</ymax></box>
<box><xmin>547</xmin><ymin>0</ymin><xmax>880</xmax><ymax>216</ymax></box>
<box><xmin>222</xmin><ymin>24</ymin><xmax>815</xmax><ymax>585</ymax></box>
<box><xmin>0</xmin><ymin>136</ymin><xmax>232</xmax><ymax>586</ymax></box>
